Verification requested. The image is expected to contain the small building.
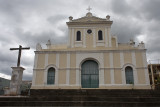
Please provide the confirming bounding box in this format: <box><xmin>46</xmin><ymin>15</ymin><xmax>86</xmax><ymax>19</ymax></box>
<box><xmin>0</xmin><ymin>77</ymin><xmax>10</xmax><ymax>95</ymax></box>
<box><xmin>148</xmin><ymin>59</ymin><xmax>160</xmax><ymax>88</ymax></box>
<box><xmin>31</xmin><ymin>11</ymin><xmax>150</xmax><ymax>90</ymax></box>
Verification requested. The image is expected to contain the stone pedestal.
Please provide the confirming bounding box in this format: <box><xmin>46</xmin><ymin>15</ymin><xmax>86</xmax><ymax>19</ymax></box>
<box><xmin>9</xmin><ymin>67</ymin><xmax>25</xmax><ymax>95</ymax></box>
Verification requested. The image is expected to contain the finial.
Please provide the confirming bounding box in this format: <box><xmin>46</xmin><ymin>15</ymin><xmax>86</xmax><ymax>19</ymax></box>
<box><xmin>106</xmin><ymin>15</ymin><xmax>110</xmax><ymax>21</ymax></box>
<box><xmin>87</xmin><ymin>6</ymin><xmax>92</xmax><ymax>12</ymax></box>
<box><xmin>36</xmin><ymin>43</ymin><xmax>42</xmax><ymax>51</ymax></box>
<box><xmin>69</xmin><ymin>16</ymin><xmax>73</xmax><ymax>22</ymax></box>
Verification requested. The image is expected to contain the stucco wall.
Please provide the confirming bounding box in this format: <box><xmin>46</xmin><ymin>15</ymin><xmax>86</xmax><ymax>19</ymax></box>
<box><xmin>31</xmin><ymin>49</ymin><xmax>150</xmax><ymax>89</ymax></box>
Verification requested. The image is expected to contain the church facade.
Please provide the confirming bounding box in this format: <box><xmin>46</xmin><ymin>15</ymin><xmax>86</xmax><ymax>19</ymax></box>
<box><xmin>31</xmin><ymin>12</ymin><xmax>150</xmax><ymax>89</ymax></box>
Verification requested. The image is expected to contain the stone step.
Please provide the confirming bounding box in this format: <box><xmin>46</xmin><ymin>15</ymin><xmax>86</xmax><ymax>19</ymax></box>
<box><xmin>1</xmin><ymin>89</ymin><xmax>160</xmax><ymax>107</ymax></box>
<box><xmin>30</xmin><ymin>90</ymin><xmax>160</xmax><ymax>96</ymax></box>
<box><xmin>1</xmin><ymin>101</ymin><xmax>160</xmax><ymax>107</ymax></box>
<box><xmin>0</xmin><ymin>96</ymin><xmax>160</xmax><ymax>102</ymax></box>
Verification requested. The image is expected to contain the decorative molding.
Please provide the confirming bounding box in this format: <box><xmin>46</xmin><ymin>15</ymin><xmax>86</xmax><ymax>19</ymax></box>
<box><xmin>35</xmin><ymin>49</ymin><xmax>147</xmax><ymax>54</ymax></box>
<box><xmin>33</xmin><ymin>67</ymin><xmax>146</xmax><ymax>71</ymax></box>
<box><xmin>68</xmin><ymin>26</ymin><xmax>111</xmax><ymax>29</ymax></box>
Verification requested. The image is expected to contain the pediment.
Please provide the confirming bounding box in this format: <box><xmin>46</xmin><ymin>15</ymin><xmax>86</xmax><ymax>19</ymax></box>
<box><xmin>72</xmin><ymin>16</ymin><xmax>106</xmax><ymax>22</ymax></box>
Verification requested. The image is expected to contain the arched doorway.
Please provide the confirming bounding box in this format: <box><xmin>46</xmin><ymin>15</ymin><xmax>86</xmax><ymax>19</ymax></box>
<box><xmin>81</xmin><ymin>60</ymin><xmax>99</xmax><ymax>88</ymax></box>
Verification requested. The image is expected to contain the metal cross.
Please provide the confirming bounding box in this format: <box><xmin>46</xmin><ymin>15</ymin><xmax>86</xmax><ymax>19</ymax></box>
<box><xmin>87</xmin><ymin>6</ymin><xmax>92</xmax><ymax>12</ymax></box>
<box><xmin>10</xmin><ymin>45</ymin><xmax>30</xmax><ymax>67</ymax></box>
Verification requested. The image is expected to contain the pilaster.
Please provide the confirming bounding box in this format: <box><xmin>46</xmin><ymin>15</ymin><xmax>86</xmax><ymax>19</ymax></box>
<box><xmin>55</xmin><ymin>53</ymin><xmax>59</xmax><ymax>85</ymax></box>
<box><xmin>120</xmin><ymin>52</ymin><xmax>125</xmax><ymax>84</ymax></box>
<box><xmin>93</xmin><ymin>28</ymin><xmax>96</xmax><ymax>48</ymax></box>
<box><xmin>66</xmin><ymin>53</ymin><xmax>70</xmax><ymax>85</ymax></box>
<box><xmin>142</xmin><ymin>51</ymin><xmax>150</xmax><ymax>85</ymax></box>
<box><xmin>71</xmin><ymin>29</ymin><xmax>74</xmax><ymax>48</ymax></box>
<box><xmin>132</xmin><ymin>51</ymin><xmax>138</xmax><ymax>84</ymax></box>
<box><xmin>83</xmin><ymin>29</ymin><xmax>86</xmax><ymax>47</ymax></box>
<box><xmin>110</xmin><ymin>52</ymin><xmax>114</xmax><ymax>84</ymax></box>
<box><xmin>105</xmin><ymin>28</ymin><xmax>108</xmax><ymax>47</ymax></box>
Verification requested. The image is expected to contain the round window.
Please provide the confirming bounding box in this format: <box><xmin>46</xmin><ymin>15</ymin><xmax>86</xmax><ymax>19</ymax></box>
<box><xmin>87</xmin><ymin>29</ymin><xmax>92</xmax><ymax>34</ymax></box>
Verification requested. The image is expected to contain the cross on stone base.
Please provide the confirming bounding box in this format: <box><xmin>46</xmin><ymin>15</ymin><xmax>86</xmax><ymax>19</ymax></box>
<box><xmin>10</xmin><ymin>45</ymin><xmax>30</xmax><ymax>67</ymax></box>
<box><xmin>6</xmin><ymin>45</ymin><xmax>30</xmax><ymax>96</ymax></box>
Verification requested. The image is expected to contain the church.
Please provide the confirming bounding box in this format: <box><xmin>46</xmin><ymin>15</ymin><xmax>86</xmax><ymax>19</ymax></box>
<box><xmin>31</xmin><ymin>10</ymin><xmax>150</xmax><ymax>89</ymax></box>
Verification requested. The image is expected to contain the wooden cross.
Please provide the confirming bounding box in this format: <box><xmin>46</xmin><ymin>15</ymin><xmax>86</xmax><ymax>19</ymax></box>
<box><xmin>87</xmin><ymin>6</ymin><xmax>92</xmax><ymax>12</ymax></box>
<box><xmin>10</xmin><ymin>45</ymin><xmax>30</xmax><ymax>67</ymax></box>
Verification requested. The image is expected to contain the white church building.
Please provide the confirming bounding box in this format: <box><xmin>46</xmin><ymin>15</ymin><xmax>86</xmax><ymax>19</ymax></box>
<box><xmin>31</xmin><ymin>10</ymin><xmax>150</xmax><ymax>89</ymax></box>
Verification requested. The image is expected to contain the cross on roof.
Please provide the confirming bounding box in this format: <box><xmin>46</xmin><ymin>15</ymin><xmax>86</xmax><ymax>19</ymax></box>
<box><xmin>10</xmin><ymin>45</ymin><xmax>30</xmax><ymax>67</ymax></box>
<box><xmin>87</xmin><ymin>6</ymin><xmax>92</xmax><ymax>12</ymax></box>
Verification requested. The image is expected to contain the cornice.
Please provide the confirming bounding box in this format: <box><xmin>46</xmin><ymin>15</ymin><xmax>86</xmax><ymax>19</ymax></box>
<box><xmin>35</xmin><ymin>49</ymin><xmax>147</xmax><ymax>54</ymax></box>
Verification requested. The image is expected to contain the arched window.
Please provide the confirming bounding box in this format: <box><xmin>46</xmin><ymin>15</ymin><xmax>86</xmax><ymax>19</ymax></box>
<box><xmin>76</xmin><ymin>31</ymin><xmax>81</xmax><ymax>41</ymax></box>
<box><xmin>47</xmin><ymin>67</ymin><xmax>55</xmax><ymax>85</ymax></box>
<box><xmin>98</xmin><ymin>30</ymin><xmax>103</xmax><ymax>40</ymax></box>
<box><xmin>125</xmin><ymin>66</ymin><xmax>134</xmax><ymax>84</ymax></box>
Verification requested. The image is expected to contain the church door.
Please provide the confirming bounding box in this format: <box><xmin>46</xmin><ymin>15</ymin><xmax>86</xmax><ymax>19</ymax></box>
<box><xmin>81</xmin><ymin>60</ymin><xmax>99</xmax><ymax>88</ymax></box>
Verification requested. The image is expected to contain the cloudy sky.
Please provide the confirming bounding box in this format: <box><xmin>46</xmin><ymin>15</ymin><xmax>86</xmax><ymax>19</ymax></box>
<box><xmin>0</xmin><ymin>0</ymin><xmax>160</xmax><ymax>80</ymax></box>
